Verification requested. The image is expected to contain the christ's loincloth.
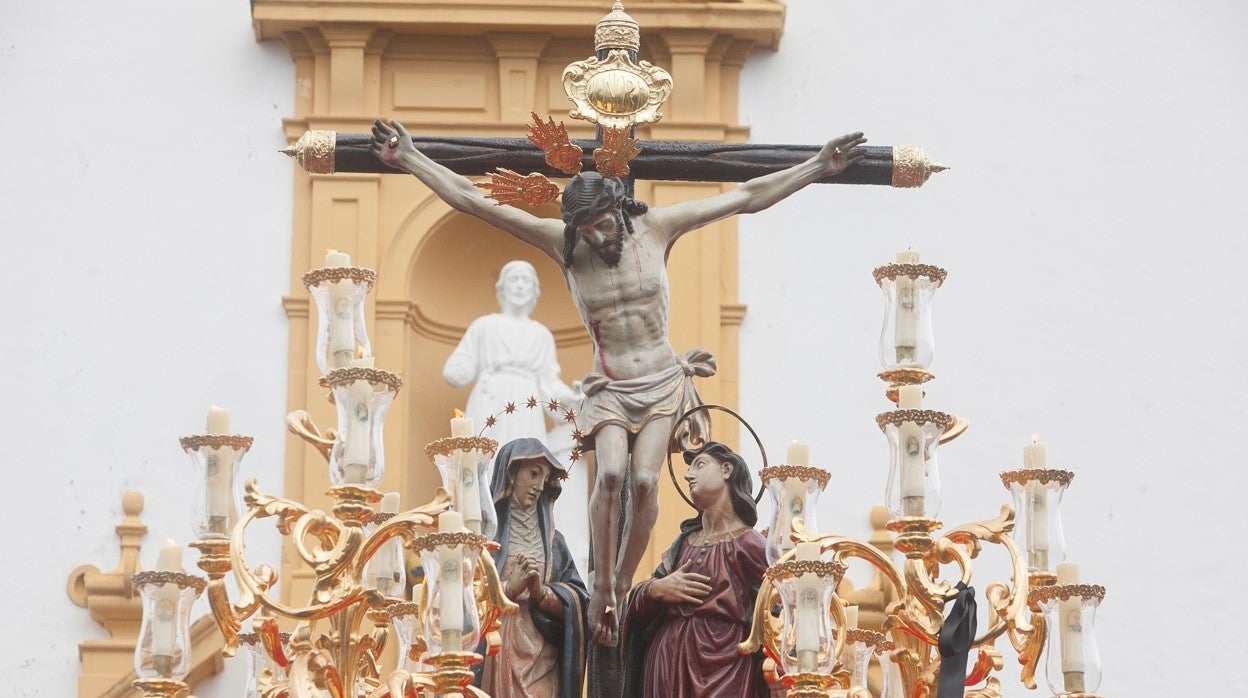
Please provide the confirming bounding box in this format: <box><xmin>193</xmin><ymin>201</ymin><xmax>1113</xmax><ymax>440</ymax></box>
<box><xmin>574</xmin><ymin>349</ymin><xmax>716</xmax><ymax>452</ymax></box>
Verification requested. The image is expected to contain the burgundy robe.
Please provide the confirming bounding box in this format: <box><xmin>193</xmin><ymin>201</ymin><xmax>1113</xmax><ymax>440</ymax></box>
<box><xmin>622</xmin><ymin>527</ymin><xmax>770</xmax><ymax>697</ymax></box>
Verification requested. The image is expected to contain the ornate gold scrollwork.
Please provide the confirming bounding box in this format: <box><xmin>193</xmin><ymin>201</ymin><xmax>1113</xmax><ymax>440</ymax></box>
<box><xmin>563</xmin><ymin>49</ymin><xmax>673</xmax><ymax>130</ymax></box>
<box><xmin>286</xmin><ymin>409</ymin><xmax>336</xmax><ymax>461</ymax></box>
<box><xmin>1006</xmin><ymin>610</ymin><xmax>1046</xmax><ymax>689</ymax></box>
<box><xmin>745</xmin><ymin>508</ymin><xmax>1039</xmax><ymax>697</ymax></box>
<box><xmin>890</xmin><ymin>145</ymin><xmax>947</xmax><ymax>188</ymax></box>
<box><xmin>282</xmin><ymin>129</ymin><xmax>337</xmax><ymax>175</ymax></box>
<box><xmin>199</xmin><ymin>479</ymin><xmax>516</xmax><ymax>697</ymax></box>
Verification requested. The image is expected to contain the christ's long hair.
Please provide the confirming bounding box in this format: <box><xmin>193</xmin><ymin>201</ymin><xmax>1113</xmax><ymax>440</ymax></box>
<box><xmin>559</xmin><ymin>172</ymin><xmax>648</xmax><ymax>268</ymax></box>
<box><xmin>679</xmin><ymin>441</ymin><xmax>758</xmax><ymax>534</ymax></box>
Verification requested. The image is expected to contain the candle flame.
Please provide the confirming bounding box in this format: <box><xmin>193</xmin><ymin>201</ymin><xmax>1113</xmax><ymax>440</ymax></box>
<box><xmin>1031</xmin><ymin>433</ymin><xmax>1040</xmax><ymax>444</ymax></box>
<box><xmin>355</xmin><ymin>344</ymin><xmax>366</xmax><ymax>359</ymax></box>
<box><xmin>326</xmin><ymin>248</ymin><xmax>339</xmax><ymax>255</ymax></box>
<box><xmin>453</xmin><ymin>408</ymin><xmax>464</xmax><ymax>418</ymax></box>
<box><xmin>166</xmin><ymin>538</ymin><xmax>176</xmax><ymax>546</ymax></box>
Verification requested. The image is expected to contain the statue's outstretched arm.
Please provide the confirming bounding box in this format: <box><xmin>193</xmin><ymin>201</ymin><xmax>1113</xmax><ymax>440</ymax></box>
<box><xmin>371</xmin><ymin>119</ymin><xmax>564</xmax><ymax>261</ymax></box>
<box><xmin>647</xmin><ymin>132</ymin><xmax>867</xmax><ymax>245</ymax></box>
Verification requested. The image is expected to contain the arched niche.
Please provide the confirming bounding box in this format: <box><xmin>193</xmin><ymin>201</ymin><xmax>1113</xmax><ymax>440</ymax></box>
<box><xmin>398</xmin><ymin>206</ymin><xmax>593</xmax><ymax>507</ymax></box>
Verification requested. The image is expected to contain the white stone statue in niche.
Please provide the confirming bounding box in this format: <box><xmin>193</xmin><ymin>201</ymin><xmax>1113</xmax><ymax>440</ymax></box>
<box><xmin>444</xmin><ymin>260</ymin><xmax>582</xmax><ymax>442</ymax></box>
<box><xmin>444</xmin><ymin>260</ymin><xmax>589</xmax><ymax>568</ymax></box>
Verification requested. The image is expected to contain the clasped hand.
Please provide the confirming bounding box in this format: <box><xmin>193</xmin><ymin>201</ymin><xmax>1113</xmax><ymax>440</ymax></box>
<box><xmin>503</xmin><ymin>554</ymin><xmax>545</xmax><ymax>600</ymax></box>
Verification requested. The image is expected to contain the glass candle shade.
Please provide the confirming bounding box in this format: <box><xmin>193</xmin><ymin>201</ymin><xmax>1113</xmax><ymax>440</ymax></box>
<box><xmin>414</xmin><ymin>531</ymin><xmax>487</xmax><ymax>657</ymax></box>
<box><xmin>1001</xmin><ymin>470</ymin><xmax>1074</xmax><ymax>574</ymax></box>
<box><xmin>304</xmin><ymin>266</ymin><xmax>375</xmax><ymax>375</ymax></box>
<box><xmin>769</xmin><ymin>557</ymin><xmax>847</xmax><ymax>676</ymax></box>
<box><xmin>878</xmin><ymin>644</ymin><xmax>903</xmax><ymax>698</ymax></box>
<box><xmin>844</xmin><ymin>630</ymin><xmax>890</xmax><ymax>696</ymax></box>
<box><xmin>132</xmin><ymin>571</ymin><xmax>205</xmax><ymax>680</ymax></box>
<box><xmin>761</xmin><ymin>466</ymin><xmax>830</xmax><ymax>565</ymax></box>
<box><xmin>325</xmin><ymin>367</ymin><xmax>402</xmax><ymax>489</ymax></box>
<box><xmin>179</xmin><ymin>434</ymin><xmax>252</xmax><ymax>541</ymax></box>
<box><xmin>239</xmin><ymin>630</ymin><xmax>290</xmax><ymax>698</ymax></box>
<box><xmin>367</xmin><ymin>532</ymin><xmax>407</xmax><ymax>598</ymax></box>
<box><xmin>874</xmin><ymin>262</ymin><xmax>946</xmax><ymax>372</ymax></box>
<box><xmin>1034</xmin><ymin>584</ymin><xmax>1106</xmax><ymax>696</ymax></box>
<box><xmin>388</xmin><ymin>602</ymin><xmax>428</xmax><ymax>672</ymax></box>
<box><xmin>429</xmin><ymin>438</ymin><xmax>499</xmax><ymax>538</ymax></box>
<box><xmin>878</xmin><ymin>410</ymin><xmax>951</xmax><ymax>519</ymax></box>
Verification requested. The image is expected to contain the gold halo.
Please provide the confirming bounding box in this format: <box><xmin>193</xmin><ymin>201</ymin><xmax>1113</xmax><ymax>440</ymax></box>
<box><xmin>665</xmin><ymin>404</ymin><xmax>769</xmax><ymax>509</ymax></box>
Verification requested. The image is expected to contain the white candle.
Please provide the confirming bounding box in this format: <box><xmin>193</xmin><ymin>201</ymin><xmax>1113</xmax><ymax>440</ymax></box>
<box><xmin>151</xmin><ymin>540</ymin><xmax>183</xmax><ymax>659</ymax></box>
<box><xmin>1023</xmin><ymin>436</ymin><xmax>1047</xmax><ymax>469</ymax></box>
<box><xmin>438</xmin><ymin>511</ymin><xmax>465</xmax><ymax>651</ymax></box>
<box><xmin>325</xmin><ymin>250</ymin><xmax>356</xmax><ymax>368</ymax></box>
<box><xmin>325</xmin><ymin>250</ymin><xmax>351</xmax><ymax>268</ymax></box>
<box><xmin>845</xmin><ymin>604</ymin><xmax>859</xmax><ymax>630</ymax></box>
<box><xmin>450</xmin><ymin>411</ymin><xmax>473</xmax><ymax>438</ymax></box>
<box><xmin>204</xmin><ymin>407</ymin><xmax>232</xmax><ymax>531</ymax></box>
<box><xmin>373</xmin><ymin>492</ymin><xmax>403</xmax><ymax>597</ymax></box>
<box><xmin>156</xmin><ymin>539</ymin><xmax>183</xmax><ymax>571</ymax></box>
<box><xmin>380</xmin><ymin>491</ymin><xmax>400</xmax><ymax>513</ymax></box>
<box><xmin>450</xmin><ymin>411</ymin><xmax>482</xmax><ymax>533</ymax></box>
<box><xmin>1056</xmin><ymin>562</ymin><xmax>1086</xmax><ymax>691</ymax></box>
<box><xmin>795</xmin><ymin>541</ymin><xmax>822</xmax><ymax>673</ymax></box>
<box><xmin>1023</xmin><ymin>436</ymin><xmax>1050</xmax><ymax>571</ymax></box>
<box><xmin>206</xmin><ymin>406</ymin><xmax>230</xmax><ymax>435</ymax></box>
<box><xmin>342</xmin><ymin>358</ymin><xmax>374</xmax><ymax>484</ymax></box>
<box><xmin>1024</xmin><ymin>481</ymin><xmax>1050</xmax><ymax>571</ymax></box>
<box><xmin>786</xmin><ymin>440</ymin><xmax>809</xmax><ymax>466</ymax></box>
<box><xmin>897</xmin><ymin>385</ymin><xmax>922</xmax><ymax>410</ymax></box>
<box><xmin>894</xmin><ymin>250</ymin><xmax>920</xmax><ymax>363</ymax></box>
<box><xmin>779</xmin><ymin>478</ymin><xmax>806</xmax><ymax>554</ymax></box>
<box><xmin>778</xmin><ymin>441</ymin><xmax>810</xmax><ymax>554</ymax></box>
<box><xmin>897</xmin><ymin>385</ymin><xmax>925</xmax><ymax>516</ymax></box>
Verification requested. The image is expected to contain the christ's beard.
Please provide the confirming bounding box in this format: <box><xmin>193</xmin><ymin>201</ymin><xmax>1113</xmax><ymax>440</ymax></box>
<box><xmin>594</xmin><ymin>233</ymin><xmax>625</xmax><ymax>267</ymax></box>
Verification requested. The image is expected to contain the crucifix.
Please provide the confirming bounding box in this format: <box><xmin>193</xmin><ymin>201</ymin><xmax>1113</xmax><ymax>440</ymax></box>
<box><xmin>284</xmin><ymin>0</ymin><xmax>942</xmax><ymax>660</ymax></box>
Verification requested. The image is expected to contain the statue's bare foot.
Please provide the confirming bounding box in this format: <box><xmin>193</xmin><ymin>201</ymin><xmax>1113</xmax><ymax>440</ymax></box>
<box><xmin>587</xmin><ymin>588</ymin><xmax>618</xmax><ymax>646</ymax></box>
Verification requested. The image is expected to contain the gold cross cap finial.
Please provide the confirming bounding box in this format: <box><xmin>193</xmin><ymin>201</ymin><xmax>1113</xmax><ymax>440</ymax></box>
<box><xmin>596</xmin><ymin>1</ymin><xmax>640</xmax><ymax>52</ymax></box>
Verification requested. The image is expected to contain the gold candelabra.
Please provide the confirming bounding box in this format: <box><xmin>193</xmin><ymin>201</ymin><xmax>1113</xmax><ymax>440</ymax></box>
<box><xmin>117</xmin><ymin>3</ymin><xmax>1099</xmax><ymax>691</ymax></box>
<box><xmin>119</xmin><ymin>258</ymin><xmax>1109</xmax><ymax>698</ymax></box>
<box><xmin>740</xmin><ymin>252</ymin><xmax>1108</xmax><ymax>698</ymax></box>
<box><xmin>127</xmin><ymin>250</ymin><xmax>517</xmax><ymax>698</ymax></box>
<box><xmin>121</xmin><ymin>259</ymin><xmax>1107</xmax><ymax>698</ymax></box>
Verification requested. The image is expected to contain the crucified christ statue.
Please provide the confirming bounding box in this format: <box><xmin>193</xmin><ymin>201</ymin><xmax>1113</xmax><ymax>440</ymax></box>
<box><xmin>370</xmin><ymin>118</ymin><xmax>866</xmax><ymax>646</ymax></box>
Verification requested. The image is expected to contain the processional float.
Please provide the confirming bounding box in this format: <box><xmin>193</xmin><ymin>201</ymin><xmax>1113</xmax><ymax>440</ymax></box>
<box><xmin>122</xmin><ymin>3</ymin><xmax>1105</xmax><ymax>698</ymax></box>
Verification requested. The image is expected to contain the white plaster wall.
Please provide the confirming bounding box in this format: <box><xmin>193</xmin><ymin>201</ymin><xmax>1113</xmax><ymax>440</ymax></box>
<box><xmin>3</xmin><ymin>0</ymin><xmax>1245</xmax><ymax>696</ymax></box>
<box><xmin>738</xmin><ymin>1</ymin><xmax>1248</xmax><ymax>694</ymax></box>
<box><xmin>0</xmin><ymin>2</ymin><xmax>294</xmax><ymax>696</ymax></box>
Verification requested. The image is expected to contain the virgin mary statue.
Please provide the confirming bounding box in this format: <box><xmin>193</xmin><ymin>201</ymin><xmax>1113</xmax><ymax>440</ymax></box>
<box><xmin>477</xmin><ymin>437</ymin><xmax>589</xmax><ymax>698</ymax></box>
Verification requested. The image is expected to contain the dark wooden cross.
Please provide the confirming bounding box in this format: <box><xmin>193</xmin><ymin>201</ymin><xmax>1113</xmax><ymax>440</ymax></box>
<box><xmin>284</xmin><ymin>4</ymin><xmax>942</xmax><ymax>190</ymax></box>
<box><xmin>280</xmin><ymin>15</ymin><xmax>942</xmax><ymax>698</ymax></box>
<box><xmin>288</xmin><ymin>130</ymin><xmax>942</xmax><ymax>189</ymax></box>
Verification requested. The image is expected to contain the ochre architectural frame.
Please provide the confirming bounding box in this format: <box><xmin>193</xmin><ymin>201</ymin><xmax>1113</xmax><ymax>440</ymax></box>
<box><xmin>69</xmin><ymin>493</ymin><xmax>225</xmax><ymax>698</ymax></box>
<box><xmin>256</xmin><ymin>0</ymin><xmax>785</xmax><ymax>605</ymax></box>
